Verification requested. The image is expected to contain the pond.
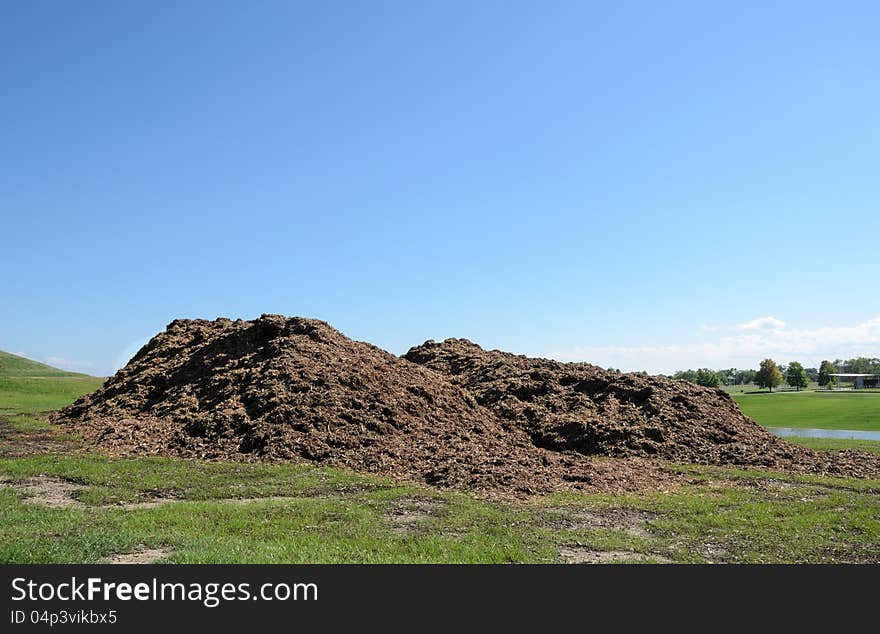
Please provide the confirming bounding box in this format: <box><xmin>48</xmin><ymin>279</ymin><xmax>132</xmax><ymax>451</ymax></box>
<box><xmin>768</xmin><ymin>427</ymin><xmax>880</xmax><ymax>441</ymax></box>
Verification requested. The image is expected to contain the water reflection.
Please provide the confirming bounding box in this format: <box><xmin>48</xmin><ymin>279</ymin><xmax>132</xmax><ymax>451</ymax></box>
<box><xmin>768</xmin><ymin>427</ymin><xmax>880</xmax><ymax>441</ymax></box>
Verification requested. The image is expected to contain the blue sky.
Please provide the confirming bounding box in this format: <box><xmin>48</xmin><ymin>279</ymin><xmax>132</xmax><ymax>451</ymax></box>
<box><xmin>2</xmin><ymin>1</ymin><xmax>879</xmax><ymax>375</ymax></box>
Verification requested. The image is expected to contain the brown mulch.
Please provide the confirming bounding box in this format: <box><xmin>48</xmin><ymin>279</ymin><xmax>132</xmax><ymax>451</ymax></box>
<box><xmin>53</xmin><ymin>315</ymin><xmax>880</xmax><ymax>494</ymax></box>
<box><xmin>404</xmin><ymin>338</ymin><xmax>880</xmax><ymax>479</ymax></box>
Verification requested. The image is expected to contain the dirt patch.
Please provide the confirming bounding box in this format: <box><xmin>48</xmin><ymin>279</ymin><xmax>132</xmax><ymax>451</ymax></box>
<box><xmin>1</xmin><ymin>475</ymin><xmax>87</xmax><ymax>509</ymax></box>
<box><xmin>545</xmin><ymin>506</ymin><xmax>656</xmax><ymax>539</ymax></box>
<box><xmin>0</xmin><ymin>475</ymin><xmax>178</xmax><ymax>510</ymax></box>
<box><xmin>106</xmin><ymin>498</ymin><xmax>176</xmax><ymax>510</ymax></box>
<box><xmin>559</xmin><ymin>546</ymin><xmax>669</xmax><ymax>564</ymax></box>
<box><xmin>100</xmin><ymin>548</ymin><xmax>172</xmax><ymax>564</ymax></box>
<box><xmin>385</xmin><ymin>497</ymin><xmax>445</xmax><ymax>534</ymax></box>
<box><xmin>52</xmin><ymin>314</ymin><xmax>880</xmax><ymax>495</ymax></box>
<box><xmin>0</xmin><ymin>416</ymin><xmax>84</xmax><ymax>458</ymax></box>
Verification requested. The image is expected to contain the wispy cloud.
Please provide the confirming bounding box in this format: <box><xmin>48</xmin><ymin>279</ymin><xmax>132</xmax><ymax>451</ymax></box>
<box><xmin>735</xmin><ymin>316</ymin><xmax>786</xmax><ymax>331</ymax></box>
<box><xmin>43</xmin><ymin>356</ymin><xmax>95</xmax><ymax>371</ymax></box>
<box><xmin>548</xmin><ymin>316</ymin><xmax>880</xmax><ymax>374</ymax></box>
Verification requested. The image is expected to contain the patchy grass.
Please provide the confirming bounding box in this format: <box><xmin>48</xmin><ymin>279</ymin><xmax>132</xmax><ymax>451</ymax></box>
<box><xmin>1</xmin><ymin>366</ymin><xmax>879</xmax><ymax>563</ymax></box>
<box><xmin>0</xmin><ymin>458</ymin><xmax>552</xmax><ymax>564</ymax></box>
<box><xmin>1</xmin><ymin>452</ymin><xmax>878</xmax><ymax>563</ymax></box>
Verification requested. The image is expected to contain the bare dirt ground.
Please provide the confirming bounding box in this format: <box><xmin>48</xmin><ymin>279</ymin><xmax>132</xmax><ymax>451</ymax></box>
<box><xmin>558</xmin><ymin>547</ymin><xmax>671</xmax><ymax>564</ymax></box>
<box><xmin>100</xmin><ymin>548</ymin><xmax>172</xmax><ymax>564</ymax></box>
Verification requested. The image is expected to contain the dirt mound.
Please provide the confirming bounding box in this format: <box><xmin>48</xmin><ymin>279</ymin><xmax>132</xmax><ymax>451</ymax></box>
<box><xmin>55</xmin><ymin>315</ymin><xmax>665</xmax><ymax>493</ymax></box>
<box><xmin>403</xmin><ymin>338</ymin><xmax>880</xmax><ymax>478</ymax></box>
<box><xmin>56</xmin><ymin>316</ymin><xmax>880</xmax><ymax>492</ymax></box>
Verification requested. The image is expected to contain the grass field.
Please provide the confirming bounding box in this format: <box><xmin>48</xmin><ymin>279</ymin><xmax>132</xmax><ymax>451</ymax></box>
<box><xmin>0</xmin><ymin>376</ymin><xmax>106</xmax><ymax>414</ymax></box>
<box><xmin>781</xmin><ymin>437</ymin><xmax>880</xmax><ymax>454</ymax></box>
<box><xmin>1</xmin><ymin>356</ymin><xmax>879</xmax><ymax>563</ymax></box>
<box><xmin>732</xmin><ymin>390</ymin><xmax>880</xmax><ymax>431</ymax></box>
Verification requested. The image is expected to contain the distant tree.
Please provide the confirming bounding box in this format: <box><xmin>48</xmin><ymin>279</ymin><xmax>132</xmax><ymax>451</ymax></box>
<box><xmin>818</xmin><ymin>360</ymin><xmax>837</xmax><ymax>387</ymax></box>
<box><xmin>786</xmin><ymin>361</ymin><xmax>808</xmax><ymax>391</ymax></box>
<box><xmin>848</xmin><ymin>357</ymin><xmax>880</xmax><ymax>374</ymax></box>
<box><xmin>805</xmin><ymin>367</ymin><xmax>818</xmax><ymax>383</ymax></box>
<box><xmin>736</xmin><ymin>369</ymin><xmax>756</xmax><ymax>385</ymax></box>
<box><xmin>755</xmin><ymin>358</ymin><xmax>783</xmax><ymax>392</ymax></box>
<box><xmin>673</xmin><ymin>369</ymin><xmax>698</xmax><ymax>383</ymax></box>
<box><xmin>695</xmin><ymin>368</ymin><xmax>721</xmax><ymax>387</ymax></box>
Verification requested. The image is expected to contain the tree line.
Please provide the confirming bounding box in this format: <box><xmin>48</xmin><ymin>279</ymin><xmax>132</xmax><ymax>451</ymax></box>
<box><xmin>668</xmin><ymin>357</ymin><xmax>880</xmax><ymax>391</ymax></box>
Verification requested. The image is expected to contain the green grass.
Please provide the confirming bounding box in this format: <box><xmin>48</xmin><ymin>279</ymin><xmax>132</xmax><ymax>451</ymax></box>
<box><xmin>1</xmin><ymin>361</ymin><xmax>879</xmax><ymax>563</ymax></box>
<box><xmin>723</xmin><ymin>382</ymin><xmax>821</xmax><ymax>394</ymax></box>
<box><xmin>0</xmin><ymin>350</ymin><xmax>92</xmax><ymax>377</ymax></box>
<box><xmin>0</xmin><ymin>376</ymin><xmax>106</xmax><ymax>414</ymax></box>
<box><xmin>1</xmin><ymin>454</ymin><xmax>878</xmax><ymax>563</ymax></box>
<box><xmin>781</xmin><ymin>436</ymin><xmax>880</xmax><ymax>454</ymax></box>
<box><xmin>732</xmin><ymin>390</ymin><xmax>880</xmax><ymax>431</ymax></box>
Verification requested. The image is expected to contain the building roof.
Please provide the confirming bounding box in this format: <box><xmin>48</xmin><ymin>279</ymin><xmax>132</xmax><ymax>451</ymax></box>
<box><xmin>829</xmin><ymin>373</ymin><xmax>880</xmax><ymax>377</ymax></box>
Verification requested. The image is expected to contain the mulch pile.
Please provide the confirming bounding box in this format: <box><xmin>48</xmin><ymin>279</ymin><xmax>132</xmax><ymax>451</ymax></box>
<box><xmin>55</xmin><ymin>315</ymin><xmax>880</xmax><ymax>493</ymax></box>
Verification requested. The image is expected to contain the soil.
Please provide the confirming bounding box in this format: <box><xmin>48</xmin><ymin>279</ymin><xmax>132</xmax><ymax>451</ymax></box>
<box><xmin>100</xmin><ymin>548</ymin><xmax>172</xmax><ymax>564</ymax></box>
<box><xmin>0</xmin><ymin>475</ymin><xmax>86</xmax><ymax>509</ymax></box>
<box><xmin>558</xmin><ymin>547</ymin><xmax>670</xmax><ymax>564</ymax></box>
<box><xmin>0</xmin><ymin>416</ymin><xmax>82</xmax><ymax>458</ymax></box>
<box><xmin>53</xmin><ymin>315</ymin><xmax>880</xmax><ymax>494</ymax></box>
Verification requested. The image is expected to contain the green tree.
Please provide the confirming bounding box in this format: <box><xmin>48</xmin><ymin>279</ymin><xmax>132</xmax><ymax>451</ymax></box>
<box><xmin>785</xmin><ymin>361</ymin><xmax>808</xmax><ymax>391</ymax></box>
<box><xmin>736</xmin><ymin>369</ymin><xmax>756</xmax><ymax>385</ymax></box>
<box><xmin>673</xmin><ymin>369</ymin><xmax>698</xmax><ymax>383</ymax></box>
<box><xmin>818</xmin><ymin>360</ymin><xmax>836</xmax><ymax>387</ymax></box>
<box><xmin>695</xmin><ymin>368</ymin><xmax>721</xmax><ymax>387</ymax></box>
<box><xmin>755</xmin><ymin>358</ymin><xmax>783</xmax><ymax>392</ymax></box>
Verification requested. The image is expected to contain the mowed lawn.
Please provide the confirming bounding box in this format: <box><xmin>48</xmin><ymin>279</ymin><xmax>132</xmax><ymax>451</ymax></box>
<box><xmin>732</xmin><ymin>391</ymin><xmax>880</xmax><ymax>431</ymax></box>
<box><xmin>0</xmin><ymin>376</ymin><xmax>105</xmax><ymax>414</ymax></box>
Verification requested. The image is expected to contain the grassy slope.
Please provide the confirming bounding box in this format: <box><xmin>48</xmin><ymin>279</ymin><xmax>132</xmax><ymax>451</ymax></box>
<box><xmin>0</xmin><ymin>350</ymin><xmax>105</xmax><ymax>414</ymax></box>
<box><xmin>0</xmin><ymin>350</ymin><xmax>90</xmax><ymax>377</ymax></box>
<box><xmin>0</xmin><ymin>359</ymin><xmax>878</xmax><ymax>563</ymax></box>
<box><xmin>732</xmin><ymin>391</ymin><xmax>880</xmax><ymax>431</ymax></box>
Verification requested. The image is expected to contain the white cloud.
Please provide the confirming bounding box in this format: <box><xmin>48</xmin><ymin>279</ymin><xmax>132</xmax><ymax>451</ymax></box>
<box><xmin>736</xmin><ymin>316</ymin><xmax>786</xmax><ymax>331</ymax></box>
<box><xmin>548</xmin><ymin>316</ymin><xmax>880</xmax><ymax>374</ymax></box>
<box><xmin>44</xmin><ymin>356</ymin><xmax>95</xmax><ymax>371</ymax></box>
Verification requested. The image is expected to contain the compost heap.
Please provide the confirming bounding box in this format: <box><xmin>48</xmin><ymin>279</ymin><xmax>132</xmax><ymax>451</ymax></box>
<box><xmin>56</xmin><ymin>315</ymin><xmax>880</xmax><ymax>493</ymax></box>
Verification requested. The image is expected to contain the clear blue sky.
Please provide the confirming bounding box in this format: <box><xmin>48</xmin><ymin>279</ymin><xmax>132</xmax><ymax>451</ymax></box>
<box><xmin>3</xmin><ymin>1</ymin><xmax>879</xmax><ymax>375</ymax></box>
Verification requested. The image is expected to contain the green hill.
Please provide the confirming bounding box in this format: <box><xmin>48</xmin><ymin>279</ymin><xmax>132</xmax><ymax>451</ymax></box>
<box><xmin>0</xmin><ymin>351</ymin><xmax>104</xmax><ymax>413</ymax></box>
<box><xmin>0</xmin><ymin>350</ymin><xmax>90</xmax><ymax>378</ymax></box>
